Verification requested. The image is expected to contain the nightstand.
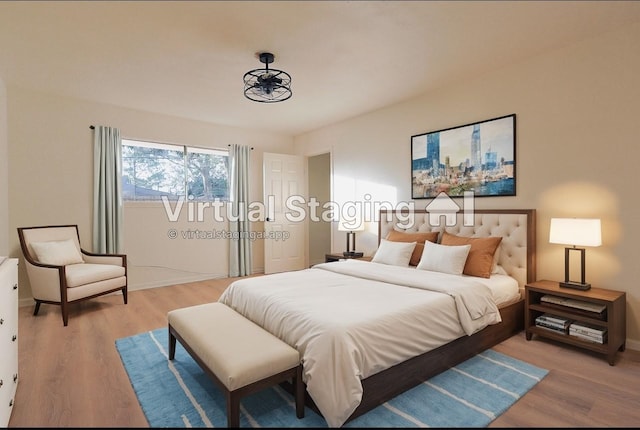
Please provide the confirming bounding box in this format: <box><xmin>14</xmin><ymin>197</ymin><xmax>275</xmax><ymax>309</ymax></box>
<box><xmin>325</xmin><ymin>253</ymin><xmax>372</xmax><ymax>263</ymax></box>
<box><xmin>525</xmin><ymin>280</ymin><xmax>626</xmax><ymax>365</ymax></box>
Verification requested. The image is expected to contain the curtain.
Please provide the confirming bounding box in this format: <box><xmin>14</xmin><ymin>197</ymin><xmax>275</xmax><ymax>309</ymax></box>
<box><xmin>93</xmin><ymin>125</ymin><xmax>123</xmax><ymax>254</ymax></box>
<box><xmin>228</xmin><ymin>144</ymin><xmax>252</xmax><ymax>277</ymax></box>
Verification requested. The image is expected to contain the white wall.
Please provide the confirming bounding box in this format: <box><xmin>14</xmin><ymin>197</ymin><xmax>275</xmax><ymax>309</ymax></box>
<box><xmin>0</xmin><ymin>75</ymin><xmax>7</xmax><ymax>256</ymax></box>
<box><xmin>308</xmin><ymin>152</ymin><xmax>331</xmax><ymax>266</ymax></box>
<box><xmin>7</xmin><ymin>87</ymin><xmax>295</xmax><ymax>299</ymax></box>
<box><xmin>296</xmin><ymin>23</ymin><xmax>640</xmax><ymax>347</ymax></box>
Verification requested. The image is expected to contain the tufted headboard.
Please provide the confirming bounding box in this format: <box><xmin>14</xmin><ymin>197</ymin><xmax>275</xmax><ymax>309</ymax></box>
<box><xmin>378</xmin><ymin>209</ymin><xmax>536</xmax><ymax>290</ymax></box>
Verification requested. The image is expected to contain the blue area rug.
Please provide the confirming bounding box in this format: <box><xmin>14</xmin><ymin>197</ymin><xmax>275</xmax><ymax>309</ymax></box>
<box><xmin>116</xmin><ymin>328</ymin><xmax>548</xmax><ymax>428</ymax></box>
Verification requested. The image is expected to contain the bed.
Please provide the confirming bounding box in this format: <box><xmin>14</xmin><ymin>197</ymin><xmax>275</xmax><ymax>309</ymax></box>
<box><xmin>219</xmin><ymin>209</ymin><xmax>536</xmax><ymax>427</ymax></box>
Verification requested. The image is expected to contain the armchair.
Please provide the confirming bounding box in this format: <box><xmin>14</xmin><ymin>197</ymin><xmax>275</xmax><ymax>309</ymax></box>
<box><xmin>17</xmin><ymin>225</ymin><xmax>127</xmax><ymax>326</ymax></box>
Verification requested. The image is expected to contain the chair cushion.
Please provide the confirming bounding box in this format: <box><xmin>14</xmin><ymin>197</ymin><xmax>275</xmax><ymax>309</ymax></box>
<box><xmin>65</xmin><ymin>263</ymin><xmax>126</xmax><ymax>288</ymax></box>
<box><xmin>30</xmin><ymin>239</ymin><xmax>84</xmax><ymax>266</ymax></box>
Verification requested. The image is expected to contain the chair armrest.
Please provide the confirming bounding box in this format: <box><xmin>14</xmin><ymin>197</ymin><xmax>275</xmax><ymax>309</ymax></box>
<box><xmin>81</xmin><ymin>250</ymin><xmax>127</xmax><ymax>267</ymax></box>
<box><xmin>23</xmin><ymin>258</ymin><xmax>65</xmax><ymax>302</ymax></box>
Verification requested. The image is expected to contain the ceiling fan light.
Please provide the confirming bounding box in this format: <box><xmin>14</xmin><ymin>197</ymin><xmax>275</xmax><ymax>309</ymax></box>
<box><xmin>243</xmin><ymin>52</ymin><xmax>292</xmax><ymax>103</ymax></box>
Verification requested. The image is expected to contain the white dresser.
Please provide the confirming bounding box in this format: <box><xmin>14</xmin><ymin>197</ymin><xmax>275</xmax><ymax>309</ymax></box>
<box><xmin>0</xmin><ymin>258</ymin><xmax>18</xmax><ymax>427</ymax></box>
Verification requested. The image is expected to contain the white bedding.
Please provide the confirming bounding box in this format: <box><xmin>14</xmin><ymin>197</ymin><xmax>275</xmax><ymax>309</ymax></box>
<box><xmin>472</xmin><ymin>271</ymin><xmax>521</xmax><ymax>305</ymax></box>
<box><xmin>218</xmin><ymin>259</ymin><xmax>517</xmax><ymax>427</ymax></box>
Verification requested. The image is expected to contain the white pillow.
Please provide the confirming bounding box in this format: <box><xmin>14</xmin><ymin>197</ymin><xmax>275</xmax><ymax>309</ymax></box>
<box><xmin>30</xmin><ymin>239</ymin><xmax>84</xmax><ymax>266</ymax></box>
<box><xmin>416</xmin><ymin>240</ymin><xmax>471</xmax><ymax>275</ymax></box>
<box><xmin>372</xmin><ymin>239</ymin><xmax>416</xmax><ymax>267</ymax></box>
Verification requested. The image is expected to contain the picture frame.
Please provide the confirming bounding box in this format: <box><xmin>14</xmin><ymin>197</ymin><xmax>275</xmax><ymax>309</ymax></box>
<box><xmin>411</xmin><ymin>114</ymin><xmax>516</xmax><ymax>199</ymax></box>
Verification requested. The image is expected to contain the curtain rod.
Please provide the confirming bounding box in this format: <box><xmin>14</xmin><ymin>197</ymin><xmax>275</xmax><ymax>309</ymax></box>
<box><xmin>91</xmin><ymin>126</ymin><xmax>254</xmax><ymax>150</ymax></box>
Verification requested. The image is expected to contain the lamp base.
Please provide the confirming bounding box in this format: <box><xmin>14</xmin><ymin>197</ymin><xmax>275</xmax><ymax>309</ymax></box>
<box><xmin>343</xmin><ymin>251</ymin><xmax>364</xmax><ymax>258</ymax></box>
<box><xmin>559</xmin><ymin>281</ymin><xmax>591</xmax><ymax>291</ymax></box>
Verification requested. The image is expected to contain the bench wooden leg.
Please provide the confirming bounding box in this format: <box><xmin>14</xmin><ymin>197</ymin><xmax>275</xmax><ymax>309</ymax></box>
<box><xmin>295</xmin><ymin>364</ymin><xmax>305</xmax><ymax>419</ymax></box>
<box><xmin>227</xmin><ymin>390</ymin><xmax>240</xmax><ymax>428</ymax></box>
<box><xmin>168</xmin><ymin>329</ymin><xmax>176</xmax><ymax>360</ymax></box>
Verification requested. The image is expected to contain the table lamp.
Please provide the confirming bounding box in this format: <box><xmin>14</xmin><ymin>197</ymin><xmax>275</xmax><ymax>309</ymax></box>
<box><xmin>549</xmin><ymin>218</ymin><xmax>601</xmax><ymax>290</ymax></box>
<box><xmin>338</xmin><ymin>219</ymin><xmax>365</xmax><ymax>257</ymax></box>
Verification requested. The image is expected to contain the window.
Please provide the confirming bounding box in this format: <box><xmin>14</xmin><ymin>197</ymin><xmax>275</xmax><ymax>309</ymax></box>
<box><xmin>122</xmin><ymin>139</ymin><xmax>229</xmax><ymax>201</ymax></box>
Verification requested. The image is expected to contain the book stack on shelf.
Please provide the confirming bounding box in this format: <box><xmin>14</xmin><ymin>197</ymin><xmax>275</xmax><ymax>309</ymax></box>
<box><xmin>535</xmin><ymin>313</ymin><xmax>571</xmax><ymax>334</ymax></box>
<box><xmin>540</xmin><ymin>294</ymin><xmax>607</xmax><ymax>319</ymax></box>
<box><xmin>569</xmin><ymin>322</ymin><xmax>608</xmax><ymax>344</ymax></box>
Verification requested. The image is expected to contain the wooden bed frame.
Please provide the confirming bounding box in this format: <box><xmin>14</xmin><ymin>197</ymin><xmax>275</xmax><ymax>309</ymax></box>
<box><xmin>297</xmin><ymin>208</ymin><xmax>536</xmax><ymax>423</ymax></box>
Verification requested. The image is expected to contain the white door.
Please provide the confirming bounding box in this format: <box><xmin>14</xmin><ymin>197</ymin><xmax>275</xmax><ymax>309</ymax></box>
<box><xmin>263</xmin><ymin>152</ymin><xmax>306</xmax><ymax>274</ymax></box>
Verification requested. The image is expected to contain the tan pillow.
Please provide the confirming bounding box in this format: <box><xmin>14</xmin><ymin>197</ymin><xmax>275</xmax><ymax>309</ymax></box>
<box><xmin>440</xmin><ymin>232</ymin><xmax>502</xmax><ymax>278</ymax></box>
<box><xmin>30</xmin><ymin>239</ymin><xmax>84</xmax><ymax>266</ymax></box>
<box><xmin>386</xmin><ymin>230</ymin><xmax>439</xmax><ymax>266</ymax></box>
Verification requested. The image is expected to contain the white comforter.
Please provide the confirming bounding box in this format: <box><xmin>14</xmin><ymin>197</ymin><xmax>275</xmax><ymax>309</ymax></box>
<box><xmin>218</xmin><ymin>260</ymin><xmax>503</xmax><ymax>427</ymax></box>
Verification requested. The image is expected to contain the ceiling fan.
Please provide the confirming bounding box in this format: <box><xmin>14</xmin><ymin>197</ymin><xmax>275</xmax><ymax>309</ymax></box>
<box><xmin>243</xmin><ymin>52</ymin><xmax>292</xmax><ymax>103</ymax></box>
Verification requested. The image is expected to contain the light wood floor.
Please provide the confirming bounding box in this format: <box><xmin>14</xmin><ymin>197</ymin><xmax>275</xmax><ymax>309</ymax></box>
<box><xmin>8</xmin><ymin>278</ymin><xmax>640</xmax><ymax>427</ymax></box>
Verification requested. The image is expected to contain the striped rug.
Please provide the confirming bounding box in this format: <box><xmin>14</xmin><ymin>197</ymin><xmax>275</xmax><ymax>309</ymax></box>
<box><xmin>116</xmin><ymin>328</ymin><xmax>548</xmax><ymax>428</ymax></box>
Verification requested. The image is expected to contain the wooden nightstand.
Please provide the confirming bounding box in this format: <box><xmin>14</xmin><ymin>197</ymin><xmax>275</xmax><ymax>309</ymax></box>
<box><xmin>525</xmin><ymin>280</ymin><xmax>626</xmax><ymax>365</ymax></box>
<box><xmin>325</xmin><ymin>253</ymin><xmax>372</xmax><ymax>263</ymax></box>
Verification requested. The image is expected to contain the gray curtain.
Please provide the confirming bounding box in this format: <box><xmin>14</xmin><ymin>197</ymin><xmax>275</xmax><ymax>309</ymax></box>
<box><xmin>228</xmin><ymin>144</ymin><xmax>252</xmax><ymax>277</ymax></box>
<box><xmin>92</xmin><ymin>125</ymin><xmax>123</xmax><ymax>254</ymax></box>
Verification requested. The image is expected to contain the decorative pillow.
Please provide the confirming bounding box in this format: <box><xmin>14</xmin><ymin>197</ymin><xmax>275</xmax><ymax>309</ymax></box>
<box><xmin>440</xmin><ymin>232</ymin><xmax>502</xmax><ymax>278</ymax></box>
<box><xmin>30</xmin><ymin>239</ymin><xmax>84</xmax><ymax>266</ymax></box>
<box><xmin>385</xmin><ymin>230</ymin><xmax>439</xmax><ymax>266</ymax></box>
<box><xmin>416</xmin><ymin>240</ymin><xmax>471</xmax><ymax>275</ymax></box>
<box><xmin>371</xmin><ymin>239</ymin><xmax>416</xmax><ymax>267</ymax></box>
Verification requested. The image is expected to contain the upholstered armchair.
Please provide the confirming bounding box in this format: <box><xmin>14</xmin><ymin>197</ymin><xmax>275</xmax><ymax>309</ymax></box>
<box><xmin>17</xmin><ymin>225</ymin><xmax>127</xmax><ymax>326</ymax></box>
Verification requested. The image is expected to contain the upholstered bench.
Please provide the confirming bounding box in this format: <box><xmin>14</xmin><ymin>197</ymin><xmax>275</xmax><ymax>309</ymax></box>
<box><xmin>167</xmin><ymin>302</ymin><xmax>304</xmax><ymax>427</ymax></box>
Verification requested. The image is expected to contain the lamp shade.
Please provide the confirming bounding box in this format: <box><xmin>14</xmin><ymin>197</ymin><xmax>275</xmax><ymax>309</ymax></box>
<box><xmin>549</xmin><ymin>218</ymin><xmax>602</xmax><ymax>247</ymax></box>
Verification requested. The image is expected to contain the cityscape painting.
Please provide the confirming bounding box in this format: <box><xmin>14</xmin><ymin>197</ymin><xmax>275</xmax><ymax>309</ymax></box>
<box><xmin>411</xmin><ymin>114</ymin><xmax>516</xmax><ymax>199</ymax></box>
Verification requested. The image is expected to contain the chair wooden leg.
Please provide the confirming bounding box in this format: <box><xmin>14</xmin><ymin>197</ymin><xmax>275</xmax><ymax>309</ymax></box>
<box><xmin>122</xmin><ymin>287</ymin><xmax>128</xmax><ymax>304</ymax></box>
<box><xmin>33</xmin><ymin>301</ymin><xmax>41</xmax><ymax>316</ymax></box>
<box><xmin>61</xmin><ymin>303</ymin><xmax>69</xmax><ymax>326</ymax></box>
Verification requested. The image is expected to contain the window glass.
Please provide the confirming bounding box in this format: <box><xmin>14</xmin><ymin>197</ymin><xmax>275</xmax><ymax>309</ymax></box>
<box><xmin>122</xmin><ymin>139</ymin><xmax>229</xmax><ymax>201</ymax></box>
<box><xmin>186</xmin><ymin>147</ymin><xmax>229</xmax><ymax>200</ymax></box>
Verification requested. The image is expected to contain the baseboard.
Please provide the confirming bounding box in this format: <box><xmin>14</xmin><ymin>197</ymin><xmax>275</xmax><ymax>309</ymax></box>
<box><xmin>18</xmin><ymin>297</ymin><xmax>34</xmax><ymax>308</ymax></box>
<box><xmin>17</xmin><ymin>269</ymin><xmax>267</xmax><ymax>308</ymax></box>
<box><xmin>625</xmin><ymin>338</ymin><xmax>640</xmax><ymax>352</ymax></box>
<box><xmin>128</xmin><ymin>273</ymin><xmax>227</xmax><ymax>291</ymax></box>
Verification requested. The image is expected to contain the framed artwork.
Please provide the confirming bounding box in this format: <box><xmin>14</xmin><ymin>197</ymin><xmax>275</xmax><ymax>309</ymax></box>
<box><xmin>411</xmin><ymin>114</ymin><xmax>516</xmax><ymax>199</ymax></box>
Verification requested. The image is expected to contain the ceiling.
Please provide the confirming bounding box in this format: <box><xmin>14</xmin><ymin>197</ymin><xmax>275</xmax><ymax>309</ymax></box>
<box><xmin>1</xmin><ymin>1</ymin><xmax>639</xmax><ymax>136</ymax></box>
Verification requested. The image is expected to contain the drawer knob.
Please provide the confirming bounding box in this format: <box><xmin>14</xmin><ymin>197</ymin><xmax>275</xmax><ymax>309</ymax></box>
<box><xmin>0</xmin><ymin>318</ymin><xmax>4</xmax><ymax>325</ymax></box>
<box><xmin>12</xmin><ymin>335</ymin><xmax>16</xmax><ymax>342</ymax></box>
<box><xmin>12</xmin><ymin>283</ymin><xmax>17</xmax><ymax>290</ymax></box>
<box><xmin>13</xmin><ymin>374</ymin><xmax>17</xmax><ymax>383</ymax></box>
<box><xmin>8</xmin><ymin>399</ymin><xmax>12</xmax><ymax>407</ymax></box>
<box><xmin>0</xmin><ymin>379</ymin><xmax>3</xmax><ymax>387</ymax></box>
